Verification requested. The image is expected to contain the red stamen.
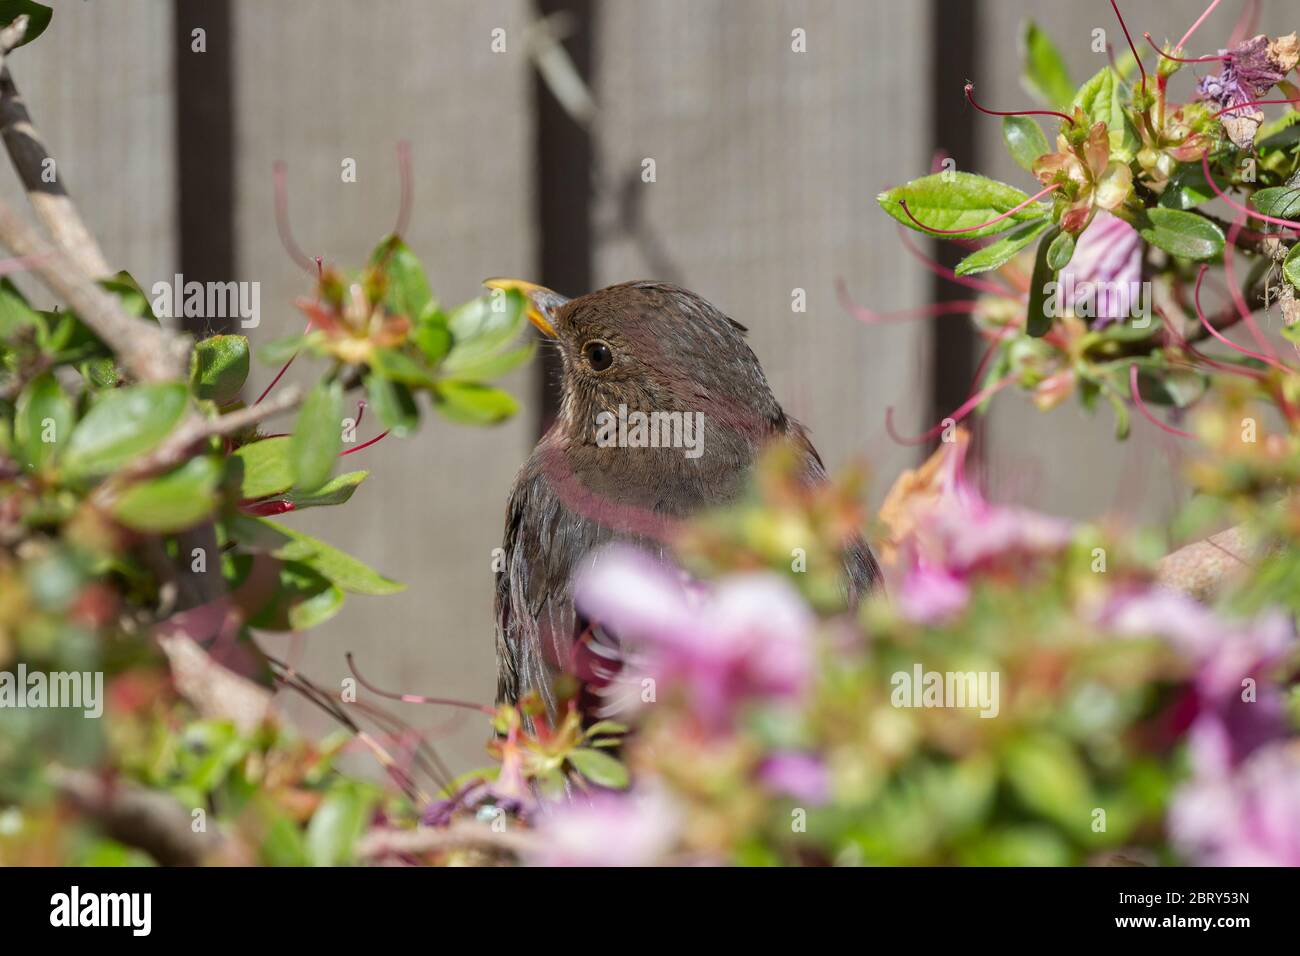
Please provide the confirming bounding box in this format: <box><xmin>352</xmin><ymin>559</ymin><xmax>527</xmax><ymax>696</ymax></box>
<box><xmin>1192</xmin><ymin>265</ymin><xmax>1287</xmax><ymax>372</ymax></box>
<box><xmin>273</xmin><ymin>160</ymin><xmax>319</xmax><ymax>276</ymax></box>
<box><xmin>1177</xmin><ymin>0</ymin><xmax>1222</xmax><ymax>51</ymax></box>
<box><xmin>1129</xmin><ymin>364</ymin><xmax>1192</xmax><ymax>437</ymax></box>
<box><xmin>898</xmin><ymin>182</ymin><xmax>1060</xmax><ymax>235</ymax></box>
<box><xmin>339</xmin><ymin>429</ymin><xmax>391</xmax><ymax>457</ymax></box>
<box><xmin>1213</xmin><ymin>96</ymin><xmax>1300</xmax><ymax>119</ymax></box>
<box><xmin>1109</xmin><ymin>0</ymin><xmax>1148</xmax><ymax>96</ymax></box>
<box><xmin>835</xmin><ymin>278</ymin><xmax>979</xmax><ymax>325</ymax></box>
<box><xmin>345</xmin><ymin>652</ymin><xmax>494</xmax><ymax>715</ymax></box>
<box><xmin>1223</xmin><ymin>216</ymin><xmax>1281</xmax><ymax>363</ymax></box>
<box><xmin>1143</xmin><ymin>32</ymin><xmax>1229</xmax><ymax>64</ymax></box>
<box><xmin>392</xmin><ymin>140</ymin><xmax>413</xmax><ymax>238</ymax></box>
<box><xmin>885</xmin><ymin>374</ymin><xmax>1015</xmax><ymax>446</ymax></box>
<box><xmin>964</xmin><ymin>82</ymin><xmax>1074</xmax><ymax>126</ymax></box>
<box><xmin>896</xmin><ymin>227</ymin><xmax>1013</xmax><ymax>297</ymax></box>
<box><xmin>1199</xmin><ymin>153</ymin><xmax>1300</xmax><ymax>232</ymax></box>
<box><xmin>354</xmin><ymin>399</ymin><xmax>367</xmax><ymax>430</ymax></box>
<box><xmin>1158</xmin><ymin>306</ymin><xmax>1265</xmax><ymax>382</ymax></box>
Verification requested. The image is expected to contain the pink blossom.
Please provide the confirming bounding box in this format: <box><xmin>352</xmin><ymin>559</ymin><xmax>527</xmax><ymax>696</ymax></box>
<box><xmin>1170</xmin><ymin>731</ymin><xmax>1300</xmax><ymax>866</ymax></box>
<box><xmin>574</xmin><ymin>546</ymin><xmax>815</xmax><ymax>727</ymax></box>
<box><xmin>528</xmin><ymin>789</ymin><xmax>680</xmax><ymax>867</ymax></box>
<box><xmin>1059</xmin><ymin>211</ymin><xmax>1143</xmax><ymax>328</ymax></box>
<box><xmin>757</xmin><ymin>752</ymin><xmax>831</xmax><ymax>805</ymax></box>
<box><xmin>897</xmin><ymin>563</ymin><xmax>969</xmax><ymax>625</ymax></box>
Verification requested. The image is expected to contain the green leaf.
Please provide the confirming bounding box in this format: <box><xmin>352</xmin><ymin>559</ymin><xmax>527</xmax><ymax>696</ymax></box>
<box><xmin>14</xmin><ymin>372</ymin><xmax>72</xmax><ymax>472</ymax></box>
<box><xmin>443</xmin><ymin>289</ymin><xmax>528</xmax><ymax>377</ymax></box>
<box><xmin>1283</xmin><ymin>242</ymin><xmax>1300</xmax><ymax>290</ymax></box>
<box><xmin>0</xmin><ymin>2</ymin><xmax>53</xmax><ymax>48</ymax></box>
<box><xmin>1046</xmin><ymin>230</ymin><xmax>1075</xmax><ymax>270</ymax></box>
<box><xmin>1004</xmin><ymin>734</ymin><xmax>1095</xmax><ymax>834</ymax></box>
<box><xmin>1002</xmin><ymin>115</ymin><xmax>1051</xmax><ymax>172</ymax></box>
<box><xmin>284</xmin><ymin>470</ymin><xmax>368</xmax><ymax>509</ymax></box>
<box><xmin>232</xmin><ymin>436</ymin><xmax>294</xmax><ymax>499</ymax></box>
<box><xmin>369</xmin><ymin>235</ymin><xmax>435</xmax><ymax>320</ymax></box>
<box><xmin>237</xmin><ymin>515</ymin><xmax>404</xmax><ymax>595</ymax></box>
<box><xmin>305</xmin><ymin>780</ymin><xmax>377</xmax><ymax>866</ymax></box>
<box><xmin>290</xmin><ymin>380</ymin><xmax>342</xmax><ymax>492</ymax></box>
<box><xmin>365</xmin><ymin>373</ymin><xmax>419</xmax><ymax>436</ymax></box>
<box><xmin>1250</xmin><ymin>186</ymin><xmax>1300</xmax><ymax>221</ymax></box>
<box><xmin>1071</xmin><ymin>67</ymin><xmax>1140</xmax><ymax>161</ymax></box>
<box><xmin>111</xmin><ymin>455</ymin><xmax>222</xmax><ymax>532</ymax></box>
<box><xmin>1019</xmin><ymin>21</ymin><xmax>1073</xmax><ymax>109</ymax></box>
<box><xmin>432</xmin><ymin>381</ymin><xmax>518</xmax><ymax>425</ymax></box>
<box><xmin>877</xmin><ymin>172</ymin><xmax>1042</xmax><ymax>239</ymax></box>
<box><xmin>99</xmin><ymin>271</ymin><xmax>160</xmax><ymax>323</ymax></box>
<box><xmin>63</xmin><ymin>382</ymin><xmax>188</xmax><ymax>478</ymax></box>
<box><xmin>190</xmin><ymin>335</ymin><xmax>250</xmax><ymax>404</ymax></box>
<box><xmin>1135</xmin><ymin>208</ymin><xmax>1224</xmax><ymax>261</ymax></box>
<box><xmin>256</xmin><ymin>334</ymin><xmax>307</xmax><ymax>366</ymax></box>
<box><xmin>247</xmin><ymin>560</ymin><xmax>344</xmax><ymax>631</ymax></box>
<box><xmin>567</xmin><ymin>747</ymin><xmax>630</xmax><ymax>789</ymax></box>
<box><xmin>412</xmin><ymin>313</ymin><xmax>452</xmax><ymax>366</ymax></box>
<box><xmin>1158</xmin><ymin>163</ymin><xmax>1229</xmax><ymax>210</ymax></box>
<box><xmin>584</xmin><ymin>720</ymin><xmax>629</xmax><ymax>738</ymax></box>
<box><xmin>439</xmin><ymin>342</ymin><xmax>535</xmax><ymax>383</ymax></box>
<box><xmin>370</xmin><ymin>347</ymin><xmax>436</xmax><ymax>387</ymax></box>
<box><xmin>0</xmin><ymin>277</ymin><xmax>44</xmax><ymax>340</ymax></box>
<box><xmin>1026</xmin><ymin>226</ymin><xmax>1060</xmax><ymax>337</ymax></box>
<box><xmin>954</xmin><ymin>218</ymin><xmax>1051</xmax><ymax>276</ymax></box>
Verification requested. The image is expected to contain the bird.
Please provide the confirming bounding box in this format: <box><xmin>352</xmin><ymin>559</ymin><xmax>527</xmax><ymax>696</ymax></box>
<box><xmin>485</xmin><ymin>278</ymin><xmax>880</xmax><ymax>721</ymax></box>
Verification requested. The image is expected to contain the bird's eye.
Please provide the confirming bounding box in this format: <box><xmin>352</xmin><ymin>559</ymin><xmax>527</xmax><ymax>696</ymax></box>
<box><xmin>582</xmin><ymin>340</ymin><xmax>613</xmax><ymax>372</ymax></box>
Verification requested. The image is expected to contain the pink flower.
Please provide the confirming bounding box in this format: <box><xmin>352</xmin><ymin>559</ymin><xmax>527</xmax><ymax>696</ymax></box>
<box><xmin>1059</xmin><ymin>211</ymin><xmax>1143</xmax><ymax>328</ymax></box>
<box><xmin>1170</xmin><ymin>732</ymin><xmax>1300</xmax><ymax>866</ymax></box>
<box><xmin>528</xmin><ymin>788</ymin><xmax>681</xmax><ymax>867</ymax></box>
<box><xmin>574</xmin><ymin>546</ymin><xmax>815</xmax><ymax>727</ymax></box>
<box><xmin>757</xmin><ymin>752</ymin><xmax>831</xmax><ymax>805</ymax></box>
<box><xmin>897</xmin><ymin>563</ymin><xmax>969</xmax><ymax>625</ymax></box>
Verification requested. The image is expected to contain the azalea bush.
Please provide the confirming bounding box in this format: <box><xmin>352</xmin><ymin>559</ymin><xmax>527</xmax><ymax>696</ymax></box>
<box><xmin>404</xmin><ymin>2</ymin><xmax>1300</xmax><ymax>867</ymax></box>
<box><xmin>5</xmin><ymin>0</ymin><xmax>1300</xmax><ymax>869</ymax></box>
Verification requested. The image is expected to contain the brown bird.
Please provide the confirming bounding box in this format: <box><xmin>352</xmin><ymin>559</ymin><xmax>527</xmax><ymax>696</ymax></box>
<box><xmin>487</xmin><ymin>279</ymin><xmax>879</xmax><ymax>720</ymax></box>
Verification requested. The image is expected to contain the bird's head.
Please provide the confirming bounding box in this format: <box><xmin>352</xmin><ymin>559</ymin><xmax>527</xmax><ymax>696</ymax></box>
<box><xmin>483</xmin><ymin>278</ymin><xmax>784</xmax><ymax>454</ymax></box>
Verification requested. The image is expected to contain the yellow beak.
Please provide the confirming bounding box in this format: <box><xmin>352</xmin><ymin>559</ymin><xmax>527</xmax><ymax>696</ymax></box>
<box><xmin>483</xmin><ymin>278</ymin><xmax>561</xmax><ymax>338</ymax></box>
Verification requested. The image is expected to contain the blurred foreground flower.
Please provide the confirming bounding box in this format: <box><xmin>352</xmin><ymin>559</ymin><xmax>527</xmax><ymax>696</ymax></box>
<box><xmin>527</xmin><ymin>788</ymin><xmax>681</xmax><ymax>867</ymax></box>
<box><xmin>574</xmin><ymin>546</ymin><xmax>814</xmax><ymax>728</ymax></box>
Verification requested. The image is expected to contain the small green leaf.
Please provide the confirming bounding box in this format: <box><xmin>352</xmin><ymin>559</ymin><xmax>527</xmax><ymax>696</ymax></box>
<box><xmin>1020</xmin><ymin>21</ymin><xmax>1073</xmax><ymax>110</ymax></box>
<box><xmin>1072</xmin><ymin>67</ymin><xmax>1140</xmax><ymax>161</ymax></box>
<box><xmin>1026</xmin><ymin>226</ymin><xmax>1060</xmax><ymax>337</ymax></box>
<box><xmin>877</xmin><ymin>172</ymin><xmax>1042</xmax><ymax>239</ymax></box>
<box><xmin>1250</xmin><ymin>186</ymin><xmax>1300</xmax><ymax>221</ymax></box>
<box><xmin>584</xmin><ymin>720</ymin><xmax>629</xmax><ymax>738</ymax></box>
<box><xmin>1002</xmin><ymin>115</ymin><xmax>1051</xmax><ymax>172</ymax></box>
<box><xmin>1135</xmin><ymin>208</ymin><xmax>1224</xmax><ymax>261</ymax></box>
<box><xmin>412</xmin><ymin>313</ymin><xmax>452</xmax><ymax>366</ymax></box>
<box><xmin>232</xmin><ymin>436</ymin><xmax>294</xmax><ymax>499</ymax></box>
<box><xmin>111</xmin><ymin>455</ymin><xmax>222</xmax><ymax>532</ymax></box>
<box><xmin>99</xmin><ymin>271</ymin><xmax>160</xmax><ymax>323</ymax></box>
<box><xmin>14</xmin><ymin>372</ymin><xmax>73</xmax><ymax>472</ymax></box>
<box><xmin>365</xmin><ymin>373</ymin><xmax>419</xmax><ymax>436</ymax></box>
<box><xmin>955</xmin><ymin>219</ymin><xmax>1051</xmax><ymax>276</ymax></box>
<box><xmin>256</xmin><ymin>334</ymin><xmax>307</xmax><ymax>365</ymax></box>
<box><xmin>305</xmin><ymin>780</ymin><xmax>377</xmax><ymax>866</ymax></box>
<box><xmin>1004</xmin><ymin>734</ymin><xmax>1095</xmax><ymax>834</ymax></box>
<box><xmin>285</xmin><ymin>470</ymin><xmax>368</xmax><ymax>509</ymax></box>
<box><xmin>1158</xmin><ymin>164</ymin><xmax>1228</xmax><ymax>210</ymax></box>
<box><xmin>290</xmin><ymin>380</ymin><xmax>343</xmax><ymax>492</ymax></box>
<box><xmin>0</xmin><ymin>277</ymin><xmax>44</xmax><ymax>339</ymax></box>
<box><xmin>236</xmin><ymin>515</ymin><xmax>404</xmax><ymax>595</ymax></box>
<box><xmin>432</xmin><ymin>381</ymin><xmax>518</xmax><ymax>425</ymax></box>
<box><xmin>1046</xmin><ymin>230</ymin><xmax>1075</xmax><ymax>270</ymax></box>
<box><xmin>443</xmin><ymin>290</ymin><xmax>527</xmax><ymax>376</ymax></box>
<box><xmin>567</xmin><ymin>747</ymin><xmax>630</xmax><ymax>789</ymax></box>
<box><xmin>370</xmin><ymin>347</ymin><xmax>437</xmax><ymax>386</ymax></box>
<box><xmin>190</xmin><ymin>335</ymin><xmax>250</xmax><ymax>404</ymax></box>
<box><xmin>1283</xmin><ymin>242</ymin><xmax>1300</xmax><ymax>290</ymax></box>
<box><xmin>63</xmin><ymin>383</ymin><xmax>188</xmax><ymax>478</ymax></box>
<box><xmin>0</xmin><ymin>2</ymin><xmax>53</xmax><ymax>48</ymax></box>
<box><xmin>248</xmin><ymin>560</ymin><xmax>344</xmax><ymax>631</ymax></box>
<box><xmin>439</xmin><ymin>342</ymin><xmax>535</xmax><ymax>383</ymax></box>
<box><xmin>370</xmin><ymin>235</ymin><xmax>435</xmax><ymax>320</ymax></box>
